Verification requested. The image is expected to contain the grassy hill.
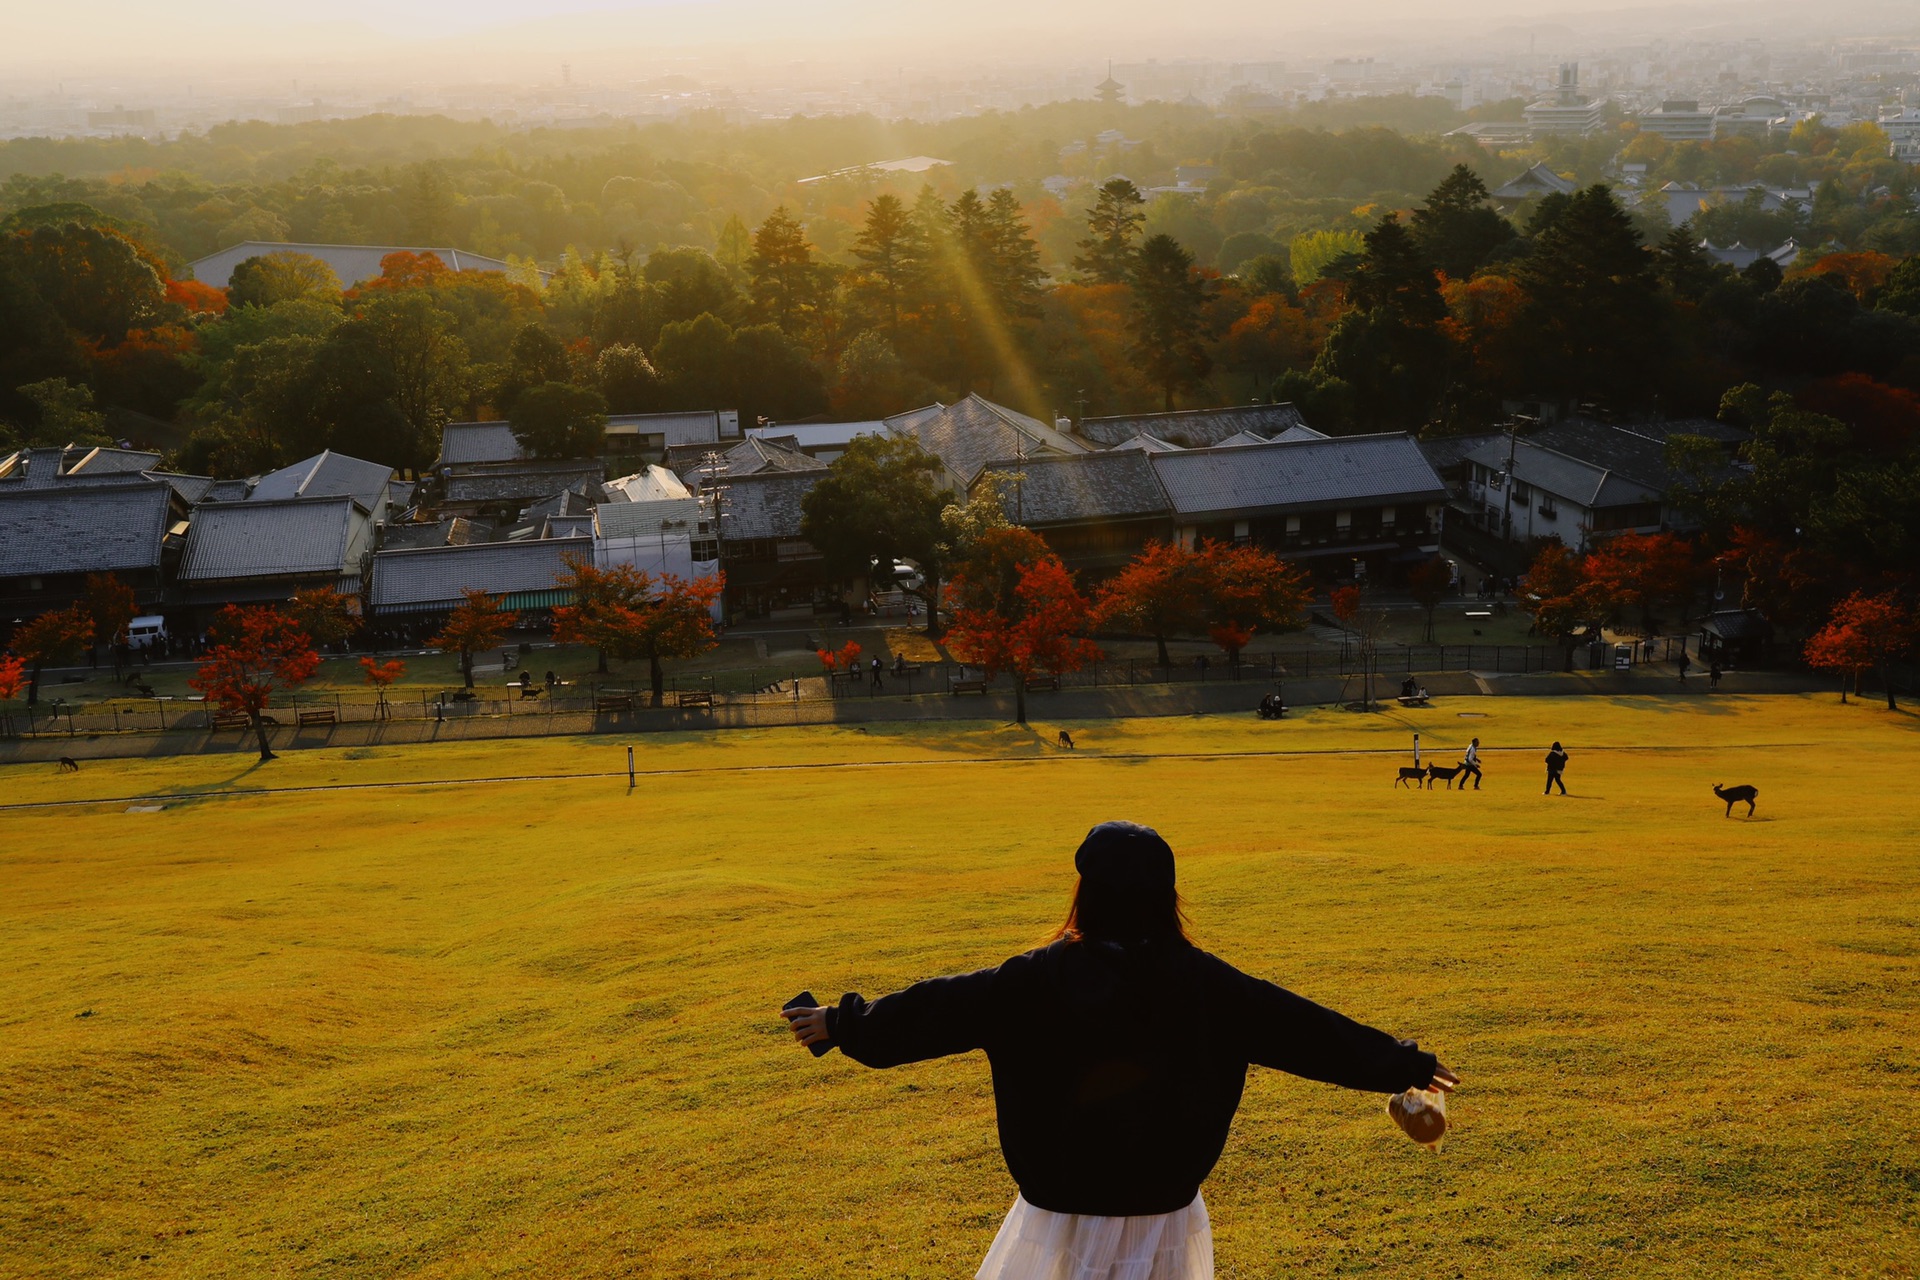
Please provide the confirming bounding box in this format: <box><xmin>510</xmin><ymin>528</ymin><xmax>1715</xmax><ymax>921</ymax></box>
<box><xmin>2</xmin><ymin>695</ymin><xmax>1916</xmax><ymax>1277</ymax></box>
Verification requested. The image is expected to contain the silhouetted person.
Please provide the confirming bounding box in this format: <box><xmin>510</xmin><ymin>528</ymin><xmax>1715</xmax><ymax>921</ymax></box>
<box><xmin>1677</xmin><ymin>649</ymin><xmax>1690</xmax><ymax>682</ymax></box>
<box><xmin>1709</xmin><ymin>662</ymin><xmax>1722</xmax><ymax>691</ymax></box>
<box><xmin>781</xmin><ymin>822</ymin><xmax>1457</xmax><ymax>1279</ymax></box>
<box><xmin>870</xmin><ymin>656</ymin><xmax>884</xmax><ymax>690</ymax></box>
<box><xmin>1462</xmin><ymin>737</ymin><xmax>1483</xmax><ymax>790</ymax></box>
<box><xmin>1544</xmin><ymin>741</ymin><xmax>1568</xmax><ymax>795</ymax></box>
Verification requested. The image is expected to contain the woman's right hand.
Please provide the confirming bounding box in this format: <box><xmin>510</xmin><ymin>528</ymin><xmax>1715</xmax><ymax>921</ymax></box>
<box><xmin>1428</xmin><ymin>1063</ymin><xmax>1460</xmax><ymax>1093</ymax></box>
<box><xmin>782</xmin><ymin>1004</ymin><xmax>831</xmax><ymax>1049</ymax></box>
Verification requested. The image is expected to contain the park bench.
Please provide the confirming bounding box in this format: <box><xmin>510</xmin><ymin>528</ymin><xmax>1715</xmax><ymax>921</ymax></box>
<box><xmin>949</xmin><ymin>677</ymin><xmax>988</xmax><ymax>695</ymax></box>
<box><xmin>1024</xmin><ymin>675</ymin><xmax>1061</xmax><ymax>693</ymax></box>
<box><xmin>675</xmin><ymin>689</ymin><xmax>714</xmax><ymax>709</ymax></box>
<box><xmin>210</xmin><ymin>710</ymin><xmax>251</xmax><ymax>731</ymax></box>
<box><xmin>1396</xmin><ymin>693</ymin><xmax>1432</xmax><ymax>707</ymax></box>
<box><xmin>595</xmin><ymin>694</ymin><xmax>634</xmax><ymax>714</ymax></box>
<box><xmin>296</xmin><ymin>708</ymin><xmax>337</xmax><ymax>727</ymax></box>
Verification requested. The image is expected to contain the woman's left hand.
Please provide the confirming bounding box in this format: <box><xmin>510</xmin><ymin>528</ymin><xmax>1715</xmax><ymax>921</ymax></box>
<box><xmin>782</xmin><ymin>1004</ymin><xmax>831</xmax><ymax>1049</ymax></box>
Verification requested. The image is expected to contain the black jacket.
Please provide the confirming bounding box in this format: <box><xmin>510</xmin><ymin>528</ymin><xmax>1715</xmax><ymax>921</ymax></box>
<box><xmin>824</xmin><ymin>938</ymin><xmax>1437</xmax><ymax>1216</ymax></box>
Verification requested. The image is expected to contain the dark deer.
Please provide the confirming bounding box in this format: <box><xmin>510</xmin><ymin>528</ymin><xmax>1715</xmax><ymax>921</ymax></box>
<box><xmin>1425</xmin><ymin>763</ymin><xmax>1467</xmax><ymax>790</ymax></box>
<box><xmin>1713</xmin><ymin>783</ymin><xmax>1758</xmax><ymax>817</ymax></box>
<box><xmin>1395</xmin><ymin>766</ymin><xmax>1426</xmax><ymax>788</ymax></box>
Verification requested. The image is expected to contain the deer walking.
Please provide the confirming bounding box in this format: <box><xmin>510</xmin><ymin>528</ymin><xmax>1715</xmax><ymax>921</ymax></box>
<box><xmin>1712</xmin><ymin>783</ymin><xmax>1758</xmax><ymax>817</ymax></box>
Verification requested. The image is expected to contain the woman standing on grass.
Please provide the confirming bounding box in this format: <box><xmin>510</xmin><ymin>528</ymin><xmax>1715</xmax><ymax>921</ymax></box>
<box><xmin>782</xmin><ymin>821</ymin><xmax>1457</xmax><ymax>1280</ymax></box>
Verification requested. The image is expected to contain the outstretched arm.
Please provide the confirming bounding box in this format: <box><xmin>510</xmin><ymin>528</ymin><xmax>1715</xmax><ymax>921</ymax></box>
<box><xmin>781</xmin><ymin>966</ymin><xmax>998</xmax><ymax>1068</ymax></box>
<box><xmin>1231</xmin><ymin>968</ymin><xmax>1453</xmax><ymax>1094</ymax></box>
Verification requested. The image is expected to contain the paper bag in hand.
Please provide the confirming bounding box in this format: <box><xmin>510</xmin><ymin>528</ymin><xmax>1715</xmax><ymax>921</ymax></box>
<box><xmin>1387</xmin><ymin>1087</ymin><xmax>1448</xmax><ymax>1150</ymax></box>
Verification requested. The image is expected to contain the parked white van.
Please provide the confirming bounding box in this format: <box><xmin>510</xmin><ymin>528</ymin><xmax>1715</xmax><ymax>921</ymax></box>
<box><xmin>126</xmin><ymin>616</ymin><xmax>169</xmax><ymax>651</ymax></box>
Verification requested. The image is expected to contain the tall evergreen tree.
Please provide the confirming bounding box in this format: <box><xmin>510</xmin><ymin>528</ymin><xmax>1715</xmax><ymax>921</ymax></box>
<box><xmin>1654</xmin><ymin>224</ymin><xmax>1723</xmax><ymax>303</ymax></box>
<box><xmin>1516</xmin><ymin>184</ymin><xmax>1665</xmax><ymax>409</ymax></box>
<box><xmin>746</xmin><ymin>207</ymin><xmax>829</xmax><ymax>337</ymax></box>
<box><xmin>1408</xmin><ymin>164</ymin><xmax>1514</xmax><ymax>280</ymax></box>
<box><xmin>1128</xmin><ymin>234</ymin><xmax>1212</xmax><ymax>411</ymax></box>
<box><xmin>849</xmin><ymin>194</ymin><xmax>924</xmax><ymax>341</ymax></box>
<box><xmin>1308</xmin><ymin>213</ymin><xmax>1450</xmax><ymax>430</ymax></box>
<box><xmin>1074</xmin><ymin>178</ymin><xmax>1147</xmax><ymax>283</ymax></box>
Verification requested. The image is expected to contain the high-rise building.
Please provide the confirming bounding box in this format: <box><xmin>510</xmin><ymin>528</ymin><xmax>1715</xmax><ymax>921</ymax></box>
<box><xmin>1525</xmin><ymin>63</ymin><xmax>1607</xmax><ymax>137</ymax></box>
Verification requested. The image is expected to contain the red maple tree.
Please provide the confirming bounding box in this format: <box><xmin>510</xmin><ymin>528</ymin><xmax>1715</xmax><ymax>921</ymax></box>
<box><xmin>1092</xmin><ymin>540</ymin><xmax>1211</xmax><ymax>667</ymax></box>
<box><xmin>552</xmin><ymin>565</ymin><xmax>723</xmax><ymax>705</ymax></box>
<box><xmin>816</xmin><ymin>641</ymin><xmax>863</xmax><ymax>675</ymax></box>
<box><xmin>1200</xmin><ymin>540</ymin><xmax>1311</xmax><ymax>664</ymax></box>
<box><xmin>1803</xmin><ymin>589</ymin><xmax>1917</xmax><ymax>710</ymax></box>
<box><xmin>13</xmin><ymin>605</ymin><xmax>94</xmax><ymax>706</ymax></box>
<box><xmin>359</xmin><ymin>656</ymin><xmax>406</xmax><ymax>718</ymax></box>
<box><xmin>0</xmin><ymin>653</ymin><xmax>25</xmax><ymax>734</ymax></box>
<box><xmin>947</xmin><ymin>528</ymin><xmax>1099</xmax><ymax>726</ymax></box>
<box><xmin>1521</xmin><ymin>542</ymin><xmax>1594</xmax><ymax>672</ymax></box>
<box><xmin>189</xmin><ymin>606</ymin><xmax>321</xmax><ymax>760</ymax></box>
<box><xmin>1579</xmin><ymin>531</ymin><xmax>1697</xmax><ymax>635</ymax></box>
<box><xmin>432</xmin><ymin>589</ymin><xmax>518</xmax><ymax>688</ymax></box>
<box><xmin>288</xmin><ymin>586</ymin><xmax>357</xmax><ymax>652</ymax></box>
<box><xmin>82</xmin><ymin>572</ymin><xmax>138</xmax><ymax>675</ymax></box>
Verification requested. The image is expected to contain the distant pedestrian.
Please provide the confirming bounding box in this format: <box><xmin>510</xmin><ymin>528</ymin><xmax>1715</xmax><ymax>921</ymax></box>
<box><xmin>1544</xmin><ymin>741</ymin><xmax>1568</xmax><ymax>795</ymax></box>
<box><xmin>1462</xmin><ymin>737</ymin><xmax>1483</xmax><ymax>790</ymax></box>
<box><xmin>1677</xmin><ymin>650</ymin><xmax>1691</xmax><ymax>682</ymax></box>
<box><xmin>870</xmin><ymin>656</ymin><xmax>884</xmax><ymax>690</ymax></box>
<box><xmin>1708</xmin><ymin>662</ymin><xmax>1722</xmax><ymax>691</ymax></box>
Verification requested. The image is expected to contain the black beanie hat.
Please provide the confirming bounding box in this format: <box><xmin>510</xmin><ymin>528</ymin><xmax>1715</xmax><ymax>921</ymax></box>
<box><xmin>1074</xmin><ymin>821</ymin><xmax>1176</xmax><ymax>890</ymax></box>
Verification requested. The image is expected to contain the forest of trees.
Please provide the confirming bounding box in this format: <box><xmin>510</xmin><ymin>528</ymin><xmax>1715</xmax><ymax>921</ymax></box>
<box><xmin>2</xmin><ymin>105</ymin><xmax>1918</xmax><ymax>479</ymax></box>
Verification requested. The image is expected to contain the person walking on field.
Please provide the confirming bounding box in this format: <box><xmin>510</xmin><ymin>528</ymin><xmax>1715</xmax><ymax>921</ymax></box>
<box><xmin>782</xmin><ymin>822</ymin><xmax>1458</xmax><ymax>1280</ymax></box>
<box><xmin>1544</xmin><ymin>741</ymin><xmax>1569</xmax><ymax>795</ymax></box>
<box><xmin>1461</xmin><ymin>737</ymin><xmax>1484</xmax><ymax>790</ymax></box>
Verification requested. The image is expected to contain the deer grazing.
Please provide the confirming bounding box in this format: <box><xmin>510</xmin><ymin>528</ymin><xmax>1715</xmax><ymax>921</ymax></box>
<box><xmin>1425</xmin><ymin>763</ymin><xmax>1467</xmax><ymax>790</ymax></box>
<box><xmin>1712</xmin><ymin>783</ymin><xmax>1758</xmax><ymax>817</ymax></box>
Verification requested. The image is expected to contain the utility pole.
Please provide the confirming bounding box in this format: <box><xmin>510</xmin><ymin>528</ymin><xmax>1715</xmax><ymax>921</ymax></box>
<box><xmin>698</xmin><ymin>450</ymin><xmax>732</xmax><ymax>626</ymax></box>
<box><xmin>1499</xmin><ymin>417</ymin><xmax>1520</xmax><ymax>545</ymax></box>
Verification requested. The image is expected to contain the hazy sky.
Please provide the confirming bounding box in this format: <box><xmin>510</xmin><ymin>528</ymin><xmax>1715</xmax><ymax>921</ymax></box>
<box><xmin>9</xmin><ymin>0</ymin><xmax>1918</xmax><ymax>83</ymax></box>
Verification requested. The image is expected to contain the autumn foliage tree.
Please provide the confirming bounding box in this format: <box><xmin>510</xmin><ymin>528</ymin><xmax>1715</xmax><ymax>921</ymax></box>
<box><xmin>1093</xmin><ymin>540</ymin><xmax>1213</xmax><ymax>667</ymax></box>
<box><xmin>288</xmin><ymin>586</ymin><xmax>357</xmax><ymax>652</ymax></box>
<box><xmin>359</xmin><ymin>656</ymin><xmax>405</xmax><ymax>718</ymax></box>
<box><xmin>947</xmin><ymin>527</ymin><xmax>1099</xmax><ymax>725</ymax></box>
<box><xmin>82</xmin><ymin>572</ymin><xmax>137</xmax><ymax>674</ymax></box>
<box><xmin>816</xmin><ymin>641</ymin><xmax>863</xmax><ymax>676</ymax></box>
<box><xmin>432</xmin><ymin>589</ymin><xmax>517</xmax><ymax>688</ymax></box>
<box><xmin>553</xmin><ymin>558</ymin><xmax>650</xmax><ymax>673</ymax></box>
<box><xmin>1330</xmin><ymin>584</ymin><xmax>1388</xmax><ymax>709</ymax></box>
<box><xmin>0</xmin><ymin>653</ymin><xmax>25</xmax><ymax>733</ymax></box>
<box><xmin>1579</xmin><ymin>531</ymin><xmax>1698</xmax><ymax>636</ymax></box>
<box><xmin>189</xmin><ymin>606</ymin><xmax>321</xmax><ymax>761</ymax></box>
<box><xmin>553</xmin><ymin>564</ymin><xmax>723</xmax><ymax>706</ymax></box>
<box><xmin>13</xmin><ymin>605</ymin><xmax>93</xmax><ymax>706</ymax></box>
<box><xmin>1522</xmin><ymin>542</ymin><xmax>1594</xmax><ymax>672</ymax></box>
<box><xmin>1199</xmin><ymin>541</ymin><xmax>1312</xmax><ymax>664</ymax></box>
<box><xmin>1803</xmin><ymin>590</ymin><xmax>1917</xmax><ymax>710</ymax></box>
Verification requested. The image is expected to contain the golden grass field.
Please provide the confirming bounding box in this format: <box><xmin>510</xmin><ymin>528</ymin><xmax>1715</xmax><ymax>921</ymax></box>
<box><xmin>2</xmin><ymin>694</ymin><xmax>1916</xmax><ymax>1279</ymax></box>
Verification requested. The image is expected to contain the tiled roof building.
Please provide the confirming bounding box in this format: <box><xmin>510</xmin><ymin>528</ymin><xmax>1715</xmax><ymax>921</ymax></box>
<box><xmin>370</xmin><ymin>538</ymin><xmax>583</xmax><ymax>616</ymax></box>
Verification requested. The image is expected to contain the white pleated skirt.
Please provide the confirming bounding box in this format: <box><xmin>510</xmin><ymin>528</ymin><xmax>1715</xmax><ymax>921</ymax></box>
<box><xmin>975</xmin><ymin>1193</ymin><xmax>1213</xmax><ymax>1280</ymax></box>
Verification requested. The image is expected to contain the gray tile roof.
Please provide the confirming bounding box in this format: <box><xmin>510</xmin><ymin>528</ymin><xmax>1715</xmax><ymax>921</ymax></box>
<box><xmin>66</xmin><ymin>446</ymin><xmax>163</xmax><ymax>475</ymax></box>
<box><xmin>371</xmin><ymin>538</ymin><xmax>582</xmax><ymax>613</ymax></box>
<box><xmin>249</xmin><ymin>450</ymin><xmax>394</xmax><ymax>510</ymax></box>
<box><xmin>437</xmin><ymin>421</ymin><xmax>524</xmax><ymax>467</ymax></box>
<box><xmin>605</xmin><ymin>411</ymin><xmax>723</xmax><ymax>448</ymax></box>
<box><xmin>891</xmin><ymin>393</ymin><xmax>1088</xmax><ymax>486</ymax></box>
<box><xmin>0</xmin><ymin>482</ymin><xmax>173</xmax><ymax>577</ymax></box>
<box><xmin>1110</xmin><ymin>433</ymin><xmax>1182</xmax><ymax>454</ymax></box>
<box><xmin>178</xmin><ymin>496</ymin><xmax>369</xmax><ymax>581</ymax></box>
<box><xmin>1462</xmin><ymin>437</ymin><xmax>1662</xmax><ymax>509</ymax></box>
<box><xmin>380</xmin><ymin>517</ymin><xmax>492</xmax><ymax>550</ymax></box>
<box><xmin>682</xmin><ymin>435</ymin><xmax>828</xmax><ymax>481</ymax></box>
<box><xmin>1078</xmin><ymin>403</ymin><xmax>1307</xmax><ymax>449</ymax></box>
<box><xmin>1150</xmin><ymin>434</ymin><xmax>1449</xmax><ymax>519</ymax></box>
<box><xmin>977</xmin><ymin>450</ymin><xmax>1171</xmax><ymax>525</ymax></box>
<box><xmin>1417</xmin><ymin>433</ymin><xmax>1504</xmax><ymax>478</ymax></box>
<box><xmin>204</xmin><ymin>479</ymin><xmax>255</xmax><ymax>503</ymax></box>
<box><xmin>443</xmin><ymin>463</ymin><xmax>604</xmax><ymax>506</ymax></box>
<box><xmin>716</xmin><ymin>472</ymin><xmax>821</xmax><ymax>541</ymax></box>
